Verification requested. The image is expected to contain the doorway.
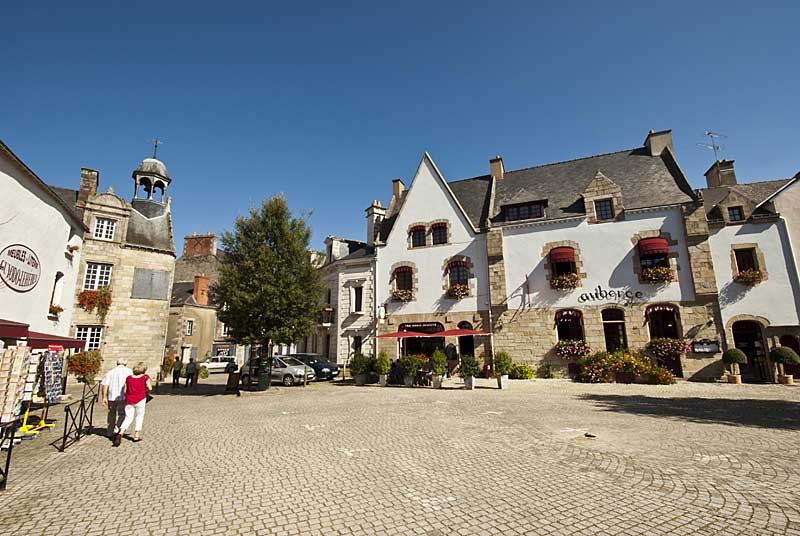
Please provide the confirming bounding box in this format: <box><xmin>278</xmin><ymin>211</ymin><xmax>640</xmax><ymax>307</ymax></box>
<box><xmin>457</xmin><ymin>321</ymin><xmax>475</xmax><ymax>357</ymax></box>
<box><xmin>601</xmin><ymin>308</ymin><xmax>627</xmax><ymax>352</ymax></box>
<box><xmin>400</xmin><ymin>322</ymin><xmax>444</xmax><ymax>357</ymax></box>
<box><xmin>731</xmin><ymin>321</ymin><xmax>769</xmax><ymax>382</ymax></box>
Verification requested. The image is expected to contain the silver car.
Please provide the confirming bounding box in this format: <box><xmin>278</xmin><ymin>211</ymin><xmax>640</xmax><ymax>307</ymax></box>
<box><xmin>240</xmin><ymin>356</ymin><xmax>315</xmax><ymax>386</ymax></box>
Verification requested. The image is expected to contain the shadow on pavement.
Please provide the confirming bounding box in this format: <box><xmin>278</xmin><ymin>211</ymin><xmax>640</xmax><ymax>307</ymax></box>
<box><xmin>153</xmin><ymin>382</ymin><xmax>237</xmax><ymax>397</ymax></box>
<box><xmin>581</xmin><ymin>394</ymin><xmax>800</xmax><ymax>430</ymax></box>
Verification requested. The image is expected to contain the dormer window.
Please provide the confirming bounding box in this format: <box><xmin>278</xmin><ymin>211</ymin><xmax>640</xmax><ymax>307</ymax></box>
<box><xmin>431</xmin><ymin>223</ymin><xmax>448</xmax><ymax>245</ymax></box>
<box><xmin>728</xmin><ymin>206</ymin><xmax>745</xmax><ymax>222</ymax></box>
<box><xmin>410</xmin><ymin>226</ymin><xmax>426</xmax><ymax>248</ymax></box>
<box><xmin>93</xmin><ymin>218</ymin><xmax>116</xmax><ymax>241</ymax></box>
<box><xmin>594</xmin><ymin>199</ymin><xmax>615</xmax><ymax>221</ymax></box>
<box><xmin>505</xmin><ymin>202</ymin><xmax>544</xmax><ymax>222</ymax></box>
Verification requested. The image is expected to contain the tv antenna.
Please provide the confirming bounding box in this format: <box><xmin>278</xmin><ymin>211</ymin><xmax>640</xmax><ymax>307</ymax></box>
<box><xmin>148</xmin><ymin>138</ymin><xmax>163</xmax><ymax>159</ymax></box>
<box><xmin>696</xmin><ymin>131</ymin><xmax>726</xmax><ymax>161</ymax></box>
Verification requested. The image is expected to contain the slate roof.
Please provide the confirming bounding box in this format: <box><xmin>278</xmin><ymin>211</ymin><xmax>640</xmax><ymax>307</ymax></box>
<box><xmin>170</xmin><ymin>281</ymin><xmax>198</xmax><ymax>307</ymax></box>
<box><xmin>49</xmin><ymin>186</ymin><xmax>83</xmax><ymax>222</ymax></box>
<box><xmin>449</xmin><ymin>175</ymin><xmax>492</xmax><ymax>228</ymax></box>
<box><xmin>127</xmin><ymin>199</ymin><xmax>175</xmax><ymax>254</ymax></box>
<box><xmin>700</xmin><ymin>177</ymin><xmax>794</xmax><ymax>217</ymax></box>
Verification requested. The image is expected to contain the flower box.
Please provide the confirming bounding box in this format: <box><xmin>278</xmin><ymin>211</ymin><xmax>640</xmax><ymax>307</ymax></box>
<box><xmin>555</xmin><ymin>339</ymin><xmax>591</xmax><ymax>359</ymax></box>
<box><xmin>447</xmin><ymin>283</ymin><xmax>470</xmax><ymax>299</ymax></box>
<box><xmin>48</xmin><ymin>304</ymin><xmax>64</xmax><ymax>316</ymax></box>
<box><xmin>78</xmin><ymin>287</ymin><xmax>113</xmax><ymax>321</ymax></box>
<box><xmin>550</xmin><ymin>272</ymin><xmax>581</xmax><ymax>290</ymax></box>
<box><xmin>735</xmin><ymin>268</ymin><xmax>763</xmax><ymax>286</ymax></box>
<box><xmin>645</xmin><ymin>338</ymin><xmax>691</xmax><ymax>360</ymax></box>
<box><xmin>391</xmin><ymin>289</ymin><xmax>413</xmax><ymax>302</ymax></box>
<box><xmin>641</xmin><ymin>266</ymin><xmax>674</xmax><ymax>284</ymax></box>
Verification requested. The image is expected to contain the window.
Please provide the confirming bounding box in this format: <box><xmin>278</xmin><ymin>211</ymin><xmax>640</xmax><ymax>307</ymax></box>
<box><xmin>728</xmin><ymin>206</ymin><xmax>745</xmax><ymax>222</ymax></box>
<box><xmin>602</xmin><ymin>309</ymin><xmax>628</xmax><ymax>352</ymax></box>
<box><xmin>326</xmin><ymin>289</ymin><xmax>332</xmax><ymax>305</ymax></box>
<box><xmin>505</xmin><ymin>202</ymin><xmax>544</xmax><ymax>222</ymax></box>
<box><xmin>93</xmin><ymin>218</ymin><xmax>116</xmax><ymax>241</ymax></box>
<box><xmin>735</xmin><ymin>248</ymin><xmax>758</xmax><ymax>272</ymax></box>
<box><xmin>352</xmin><ymin>336</ymin><xmax>363</xmax><ymax>353</ymax></box>
<box><xmin>556</xmin><ymin>310</ymin><xmax>584</xmax><ymax>341</ymax></box>
<box><xmin>76</xmin><ymin>326</ymin><xmax>103</xmax><ymax>350</ymax></box>
<box><xmin>594</xmin><ymin>199</ymin><xmax>615</xmax><ymax>221</ymax></box>
<box><xmin>221</xmin><ymin>323</ymin><xmax>230</xmax><ymax>337</ymax></box>
<box><xmin>431</xmin><ymin>223</ymin><xmax>448</xmax><ymax>245</ymax></box>
<box><xmin>185</xmin><ymin>319</ymin><xmax>194</xmax><ymax>336</ymax></box>
<box><xmin>647</xmin><ymin>308</ymin><xmax>680</xmax><ymax>339</ymax></box>
<box><xmin>394</xmin><ymin>267</ymin><xmax>413</xmax><ymax>290</ymax></box>
<box><xmin>353</xmin><ymin>286</ymin><xmax>363</xmax><ymax>313</ymax></box>
<box><xmin>83</xmin><ymin>262</ymin><xmax>112</xmax><ymax>290</ymax></box>
<box><xmin>410</xmin><ymin>227</ymin><xmax>426</xmax><ymax>248</ymax></box>
<box><xmin>448</xmin><ymin>261</ymin><xmax>469</xmax><ymax>287</ymax></box>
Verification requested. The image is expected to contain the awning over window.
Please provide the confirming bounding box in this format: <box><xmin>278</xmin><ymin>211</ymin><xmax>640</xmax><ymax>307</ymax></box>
<box><xmin>638</xmin><ymin>237</ymin><xmax>669</xmax><ymax>256</ymax></box>
<box><xmin>555</xmin><ymin>309</ymin><xmax>582</xmax><ymax>322</ymax></box>
<box><xmin>549</xmin><ymin>247</ymin><xmax>575</xmax><ymax>263</ymax></box>
<box><xmin>26</xmin><ymin>331</ymin><xmax>86</xmax><ymax>350</ymax></box>
<box><xmin>0</xmin><ymin>318</ymin><xmax>30</xmax><ymax>339</ymax></box>
<box><xmin>645</xmin><ymin>304</ymin><xmax>677</xmax><ymax>316</ymax></box>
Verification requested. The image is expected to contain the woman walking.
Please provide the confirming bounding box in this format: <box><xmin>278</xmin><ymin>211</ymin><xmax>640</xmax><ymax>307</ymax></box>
<box><xmin>114</xmin><ymin>362</ymin><xmax>152</xmax><ymax>447</ymax></box>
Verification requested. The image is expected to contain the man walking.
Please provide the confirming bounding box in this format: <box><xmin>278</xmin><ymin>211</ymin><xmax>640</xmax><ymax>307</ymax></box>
<box><xmin>185</xmin><ymin>357</ymin><xmax>197</xmax><ymax>388</ymax></box>
<box><xmin>101</xmin><ymin>358</ymin><xmax>132</xmax><ymax>439</ymax></box>
<box><xmin>172</xmin><ymin>356</ymin><xmax>183</xmax><ymax>388</ymax></box>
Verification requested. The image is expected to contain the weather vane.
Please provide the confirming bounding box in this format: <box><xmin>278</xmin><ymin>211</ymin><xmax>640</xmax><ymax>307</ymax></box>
<box><xmin>148</xmin><ymin>138</ymin><xmax>163</xmax><ymax>159</ymax></box>
<box><xmin>696</xmin><ymin>131</ymin><xmax>726</xmax><ymax>161</ymax></box>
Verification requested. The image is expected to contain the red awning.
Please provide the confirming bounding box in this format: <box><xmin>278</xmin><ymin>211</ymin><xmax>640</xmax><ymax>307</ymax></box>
<box><xmin>645</xmin><ymin>304</ymin><xmax>676</xmax><ymax>316</ymax></box>
<box><xmin>549</xmin><ymin>247</ymin><xmax>575</xmax><ymax>263</ymax></box>
<box><xmin>433</xmin><ymin>328</ymin><xmax>490</xmax><ymax>337</ymax></box>
<box><xmin>26</xmin><ymin>331</ymin><xmax>86</xmax><ymax>350</ymax></box>
<box><xmin>0</xmin><ymin>318</ymin><xmax>30</xmax><ymax>339</ymax></box>
<box><xmin>376</xmin><ymin>330</ymin><xmax>431</xmax><ymax>339</ymax></box>
<box><xmin>555</xmin><ymin>309</ymin><xmax>582</xmax><ymax>322</ymax></box>
<box><xmin>638</xmin><ymin>237</ymin><xmax>669</xmax><ymax>256</ymax></box>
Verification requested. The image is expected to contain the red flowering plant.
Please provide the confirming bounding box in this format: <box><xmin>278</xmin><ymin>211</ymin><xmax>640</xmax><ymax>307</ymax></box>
<box><xmin>645</xmin><ymin>338</ymin><xmax>691</xmax><ymax>360</ymax></box>
<box><xmin>77</xmin><ymin>287</ymin><xmax>113</xmax><ymax>322</ymax></box>
<box><xmin>736</xmin><ymin>268</ymin><xmax>763</xmax><ymax>286</ymax></box>
<box><xmin>550</xmin><ymin>273</ymin><xmax>581</xmax><ymax>290</ymax></box>
<box><xmin>447</xmin><ymin>283</ymin><xmax>470</xmax><ymax>299</ymax></box>
<box><xmin>574</xmin><ymin>350</ymin><xmax>675</xmax><ymax>385</ymax></box>
<box><xmin>67</xmin><ymin>350</ymin><xmax>103</xmax><ymax>384</ymax></box>
<box><xmin>48</xmin><ymin>304</ymin><xmax>64</xmax><ymax>316</ymax></box>
<box><xmin>392</xmin><ymin>289</ymin><xmax>413</xmax><ymax>302</ymax></box>
<box><xmin>555</xmin><ymin>339</ymin><xmax>591</xmax><ymax>359</ymax></box>
<box><xmin>641</xmin><ymin>266</ymin><xmax>674</xmax><ymax>284</ymax></box>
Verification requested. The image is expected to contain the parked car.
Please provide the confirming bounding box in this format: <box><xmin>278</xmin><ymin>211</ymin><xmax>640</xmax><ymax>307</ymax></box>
<box><xmin>290</xmin><ymin>353</ymin><xmax>340</xmax><ymax>381</ymax></box>
<box><xmin>201</xmin><ymin>356</ymin><xmax>237</xmax><ymax>374</ymax></box>
<box><xmin>239</xmin><ymin>356</ymin><xmax>315</xmax><ymax>386</ymax></box>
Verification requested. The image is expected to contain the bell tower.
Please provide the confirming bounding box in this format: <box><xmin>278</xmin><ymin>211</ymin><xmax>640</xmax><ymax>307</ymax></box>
<box><xmin>132</xmin><ymin>158</ymin><xmax>171</xmax><ymax>203</ymax></box>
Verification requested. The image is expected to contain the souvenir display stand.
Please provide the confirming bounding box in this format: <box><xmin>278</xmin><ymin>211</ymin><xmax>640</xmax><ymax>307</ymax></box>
<box><xmin>17</xmin><ymin>351</ymin><xmax>62</xmax><ymax>435</ymax></box>
<box><xmin>0</xmin><ymin>345</ymin><xmax>34</xmax><ymax>490</ymax></box>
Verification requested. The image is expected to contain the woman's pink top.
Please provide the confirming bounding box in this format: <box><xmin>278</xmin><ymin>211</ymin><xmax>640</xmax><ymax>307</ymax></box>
<box><xmin>125</xmin><ymin>374</ymin><xmax>149</xmax><ymax>405</ymax></box>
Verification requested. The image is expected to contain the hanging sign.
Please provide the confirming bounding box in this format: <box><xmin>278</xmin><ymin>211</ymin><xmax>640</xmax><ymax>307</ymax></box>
<box><xmin>0</xmin><ymin>244</ymin><xmax>41</xmax><ymax>293</ymax></box>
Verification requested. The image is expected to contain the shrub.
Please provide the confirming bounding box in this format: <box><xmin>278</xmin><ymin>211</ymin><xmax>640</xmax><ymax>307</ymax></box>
<box><xmin>540</xmin><ymin>363</ymin><xmax>556</xmax><ymax>379</ymax></box>
<box><xmin>459</xmin><ymin>354</ymin><xmax>480</xmax><ymax>378</ymax></box>
<box><xmin>375</xmin><ymin>352</ymin><xmax>392</xmax><ymax>375</ymax></box>
<box><xmin>398</xmin><ymin>355</ymin><xmax>423</xmax><ymax>377</ymax></box>
<box><xmin>550</xmin><ymin>273</ymin><xmax>581</xmax><ymax>290</ymax></box>
<box><xmin>574</xmin><ymin>350</ymin><xmax>675</xmax><ymax>385</ymax></box>
<box><xmin>508</xmin><ymin>363</ymin><xmax>535</xmax><ymax>380</ymax></box>
<box><xmin>555</xmin><ymin>339</ymin><xmax>591</xmax><ymax>359</ymax></box>
<box><xmin>646</xmin><ymin>338</ymin><xmax>691</xmax><ymax>360</ymax></box>
<box><xmin>493</xmin><ymin>351</ymin><xmax>513</xmax><ymax>376</ymax></box>
<box><xmin>721</xmin><ymin>348</ymin><xmax>747</xmax><ymax>375</ymax></box>
<box><xmin>429</xmin><ymin>349</ymin><xmax>446</xmax><ymax>376</ymax></box>
<box><xmin>67</xmin><ymin>350</ymin><xmax>103</xmax><ymax>383</ymax></box>
<box><xmin>349</xmin><ymin>353</ymin><xmax>372</xmax><ymax>376</ymax></box>
<box><xmin>770</xmin><ymin>346</ymin><xmax>800</xmax><ymax>376</ymax></box>
<box><xmin>198</xmin><ymin>366</ymin><xmax>210</xmax><ymax>379</ymax></box>
<box><xmin>641</xmin><ymin>266</ymin><xmax>674</xmax><ymax>284</ymax></box>
<box><xmin>736</xmin><ymin>268</ymin><xmax>764</xmax><ymax>286</ymax></box>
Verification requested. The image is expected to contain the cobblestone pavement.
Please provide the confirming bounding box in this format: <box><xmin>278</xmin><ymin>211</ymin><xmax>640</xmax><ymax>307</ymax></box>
<box><xmin>1</xmin><ymin>377</ymin><xmax>799</xmax><ymax>535</ymax></box>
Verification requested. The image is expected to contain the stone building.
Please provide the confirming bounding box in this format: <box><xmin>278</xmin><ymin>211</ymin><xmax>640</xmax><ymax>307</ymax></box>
<box><xmin>59</xmin><ymin>157</ymin><xmax>176</xmax><ymax>375</ymax></box>
<box><xmin>166</xmin><ymin>233</ymin><xmax>245</xmax><ymax>364</ymax></box>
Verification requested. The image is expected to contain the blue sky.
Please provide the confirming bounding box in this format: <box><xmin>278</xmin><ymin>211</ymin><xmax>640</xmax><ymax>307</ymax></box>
<box><xmin>4</xmin><ymin>1</ymin><xmax>799</xmax><ymax>253</ymax></box>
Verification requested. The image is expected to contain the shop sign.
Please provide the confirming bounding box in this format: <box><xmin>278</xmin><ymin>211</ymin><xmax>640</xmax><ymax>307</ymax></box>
<box><xmin>578</xmin><ymin>285</ymin><xmax>644</xmax><ymax>304</ymax></box>
<box><xmin>0</xmin><ymin>244</ymin><xmax>41</xmax><ymax>293</ymax></box>
<box><xmin>48</xmin><ymin>345</ymin><xmax>64</xmax><ymax>352</ymax></box>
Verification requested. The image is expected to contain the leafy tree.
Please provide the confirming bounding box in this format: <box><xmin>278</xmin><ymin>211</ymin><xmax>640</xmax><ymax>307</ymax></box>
<box><xmin>212</xmin><ymin>196</ymin><xmax>323</xmax><ymax>384</ymax></box>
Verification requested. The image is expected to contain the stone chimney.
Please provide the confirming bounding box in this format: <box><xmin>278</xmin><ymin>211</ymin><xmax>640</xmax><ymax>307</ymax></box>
<box><xmin>392</xmin><ymin>179</ymin><xmax>405</xmax><ymax>200</ymax></box>
<box><xmin>184</xmin><ymin>232</ymin><xmax>217</xmax><ymax>257</ymax></box>
<box><xmin>644</xmin><ymin>129</ymin><xmax>674</xmax><ymax>156</ymax></box>
<box><xmin>77</xmin><ymin>168</ymin><xmax>99</xmax><ymax>207</ymax></box>
<box><xmin>490</xmin><ymin>156</ymin><xmax>504</xmax><ymax>180</ymax></box>
<box><xmin>193</xmin><ymin>274</ymin><xmax>209</xmax><ymax>306</ymax></box>
<box><xmin>365</xmin><ymin>200</ymin><xmax>386</xmax><ymax>246</ymax></box>
<box><xmin>704</xmin><ymin>160</ymin><xmax>737</xmax><ymax>188</ymax></box>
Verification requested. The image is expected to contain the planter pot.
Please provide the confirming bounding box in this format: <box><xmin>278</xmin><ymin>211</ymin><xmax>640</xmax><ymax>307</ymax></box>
<box><xmin>354</xmin><ymin>374</ymin><xmax>367</xmax><ymax>386</ymax></box>
<box><xmin>378</xmin><ymin>374</ymin><xmax>388</xmax><ymax>386</ymax></box>
<box><xmin>496</xmin><ymin>374</ymin><xmax>509</xmax><ymax>389</ymax></box>
<box><xmin>779</xmin><ymin>374</ymin><xmax>794</xmax><ymax>385</ymax></box>
<box><xmin>432</xmin><ymin>375</ymin><xmax>443</xmax><ymax>389</ymax></box>
<box><xmin>403</xmin><ymin>375</ymin><xmax>414</xmax><ymax>387</ymax></box>
<box><xmin>464</xmin><ymin>376</ymin><xmax>476</xmax><ymax>390</ymax></box>
<box><xmin>614</xmin><ymin>371</ymin><xmax>635</xmax><ymax>384</ymax></box>
<box><xmin>727</xmin><ymin>374</ymin><xmax>742</xmax><ymax>384</ymax></box>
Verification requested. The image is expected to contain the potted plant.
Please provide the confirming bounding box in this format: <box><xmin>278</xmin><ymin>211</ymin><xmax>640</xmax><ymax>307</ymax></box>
<box><xmin>375</xmin><ymin>352</ymin><xmax>391</xmax><ymax>386</ymax></box>
<box><xmin>349</xmin><ymin>352</ymin><xmax>371</xmax><ymax>386</ymax></box>
<box><xmin>67</xmin><ymin>350</ymin><xmax>103</xmax><ymax>384</ymax></box>
<box><xmin>769</xmin><ymin>346</ymin><xmax>800</xmax><ymax>385</ymax></box>
<box><xmin>641</xmin><ymin>266</ymin><xmax>674</xmax><ymax>284</ymax></box>
<box><xmin>77</xmin><ymin>286</ymin><xmax>113</xmax><ymax>322</ymax></box>
<box><xmin>48</xmin><ymin>304</ymin><xmax>64</xmax><ymax>317</ymax></box>
<box><xmin>391</xmin><ymin>289</ymin><xmax>413</xmax><ymax>302</ymax></box>
<box><xmin>429</xmin><ymin>349</ymin><xmax>446</xmax><ymax>388</ymax></box>
<box><xmin>460</xmin><ymin>354</ymin><xmax>480</xmax><ymax>390</ymax></box>
<box><xmin>550</xmin><ymin>272</ymin><xmax>581</xmax><ymax>290</ymax></box>
<box><xmin>736</xmin><ymin>268</ymin><xmax>764</xmax><ymax>286</ymax></box>
<box><xmin>398</xmin><ymin>356</ymin><xmax>418</xmax><ymax>386</ymax></box>
<box><xmin>721</xmin><ymin>348</ymin><xmax>747</xmax><ymax>384</ymax></box>
<box><xmin>446</xmin><ymin>283</ymin><xmax>470</xmax><ymax>299</ymax></box>
<box><xmin>555</xmin><ymin>339</ymin><xmax>591</xmax><ymax>359</ymax></box>
<box><xmin>66</xmin><ymin>244</ymin><xmax>80</xmax><ymax>254</ymax></box>
<box><xmin>494</xmin><ymin>350</ymin><xmax>512</xmax><ymax>389</ymax></box>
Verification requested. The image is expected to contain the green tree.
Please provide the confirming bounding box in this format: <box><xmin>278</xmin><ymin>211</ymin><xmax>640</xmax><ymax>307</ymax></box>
<box><xmin>212</xmin><ymin>196</ymin><xmax>323</xmax><ymax>386</ymax></box>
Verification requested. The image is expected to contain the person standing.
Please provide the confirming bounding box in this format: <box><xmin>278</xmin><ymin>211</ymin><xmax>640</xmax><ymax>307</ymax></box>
<box><xmin>114</xmin><ymin>362</ymin><xmax>152</xmax><ymax>446</ymax></box>
<box><xmin>172</xmin><ymin>356</ymin><xmax>183</xmax><ymax>388</ymax></box>
<box><xmin>100</xmin><ymin>358</ymin><xmax>132</xmax><ymax>439</ymax></box>
<box><xmin>185</xmin><ymin>357</ymin><xmax>197</xmax><ymax>388</ymax></box>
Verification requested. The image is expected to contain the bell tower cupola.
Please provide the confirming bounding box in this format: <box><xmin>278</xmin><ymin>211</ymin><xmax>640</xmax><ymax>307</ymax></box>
<box><xmin>132</xmin><ymin>157</ymin><xmax>171</xmax><ymax>203</ymax></box>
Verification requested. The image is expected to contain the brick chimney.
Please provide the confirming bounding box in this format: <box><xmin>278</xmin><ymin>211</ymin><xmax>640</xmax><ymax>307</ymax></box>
<box><xmin>490</xmin><ymin>156</ymin><xmax>504</xmax><ymax>180</ymax></box>
<box><xmin>365</xmin><ymin>200</ymin><xmax>386</xmax><ymax>246</ymax></box>
<box><xmin>704</xmin><ymin>160</ymin><xmax>737</xmax><ymax>188</ymax></box>
<box><xmin>644</xmin><ymin>129</ymin><xmax>674</xmax><ymax>156</ymax></box>
<box><xmin>183</xmin><ymin>232</ymin><xmax>217</xmax><ymax>257</ymax></box>
<box><xmin>77</xmin><ymin>168</ymin><xmax>99</xmax><ymax>207</ymax></box>
<box><xmin>193</xmin><ymin>274</ymin><xmax>209</xmax><ymax>306</ymax></box>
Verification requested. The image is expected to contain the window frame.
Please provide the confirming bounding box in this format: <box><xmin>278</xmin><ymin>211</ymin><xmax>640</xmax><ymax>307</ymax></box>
<box><xmin>734</xmin><ymin>248</ymin><xmax>758</xmax><ymax>272</ymax></box>
<box><xmin>185</xmin><ymin>319</ymin><xmax>194</xmax><ymax>336</ymax></box>
<box><xmin>594</xmin><ymin>198</ymin><xmax>615</xmax><ymax>221</ymax></box>
<box><xmin>727</xmin><ymin>206</ymin><xmax>745</xmax><ymax>222</ymax></box>
<box><xmin>447</xmin><ymin>261</ymin><xmax>469</xmax><ymax>287</ymax></box>
<box><xmin>76</xmin><ymin>326</ymin><xmax>103</xmax><ymax>350</ymax></box>
<box><xmin>505</xmin><ymin>201</ymin><xmax>545</xmax><ymax>222</ymax></box>
<box><xmin>93</xmin><ymin>217</ymin><xmax>117</xmax><ymax>241</ymax></box>
<box><xmin>394</xmin><ymin>267</ymin><xmax>413</xmax><ymax>291</ymax></box>
<box><xmin>409</xmin><ymin>227</ymin><xmax>427</xmax><ymax>248</ymax></box>
<box><xmin>83</xmin><ymin>262</ymin><xmax>113</xmax><ymax>290</ymax></box>
<box><xmin>431</xmin><ymin>223</ymin><xmax>448</xmax><ymax>245</ymax></box>
<box><xmin>352</xmin><ymin>285</ymin><xmax>364</xmax><ymax>314</ymax></box>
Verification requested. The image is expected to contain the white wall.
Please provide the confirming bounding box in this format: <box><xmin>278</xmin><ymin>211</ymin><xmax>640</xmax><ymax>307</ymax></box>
<box><xmin>376</xmin><ymin>156</ymin><xmax>489</xmax><ymax>315</ymax></box>
<box><xmin>0</xmin><ymin>153</ymin><xmax>83</xmax><ymax>335</ymax></box>
<box><xmin>502</xmin><ymin>207</ymin><xmax>695</xmax><ymax>310</ymax></box>
<box><xmin>709</xmin><ymin>222</ymin><xmax>800</xmax><ymax>327</ymax></box>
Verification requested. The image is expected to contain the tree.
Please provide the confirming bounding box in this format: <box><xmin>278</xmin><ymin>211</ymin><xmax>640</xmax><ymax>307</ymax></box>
<box><xmin>212</xmin><ymin>196</ymin><xmax>324</xmax><ymax>386</ymax></box>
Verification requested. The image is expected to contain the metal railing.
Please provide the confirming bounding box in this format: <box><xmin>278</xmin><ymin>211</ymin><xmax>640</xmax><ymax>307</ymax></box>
<box><xmin>54</xmin><ymin>383</ymin><xmax>98</xmax><ymax>453</ymax></box>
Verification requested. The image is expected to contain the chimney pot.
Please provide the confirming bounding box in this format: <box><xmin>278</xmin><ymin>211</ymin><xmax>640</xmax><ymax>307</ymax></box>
<box><xmin>77</xmin><ymin>167</ymin><xmax>100</xmax><ymax>206</ymax></box>
<box><xmin>704</xmin><ymin>159</ymin><xmax>737</xmax><ymax>188</ymax></box>
<box><xmin>644</xmin><ymin>129</ymin><xmax>674</xmax><ymax>156</ymax></box>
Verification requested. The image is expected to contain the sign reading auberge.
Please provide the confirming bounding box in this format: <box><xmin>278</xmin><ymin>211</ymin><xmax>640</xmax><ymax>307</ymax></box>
<box><xmin>0</xmin><ymin>244</ymin><xmax>41</xmax><ymax>293</ymax></box>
